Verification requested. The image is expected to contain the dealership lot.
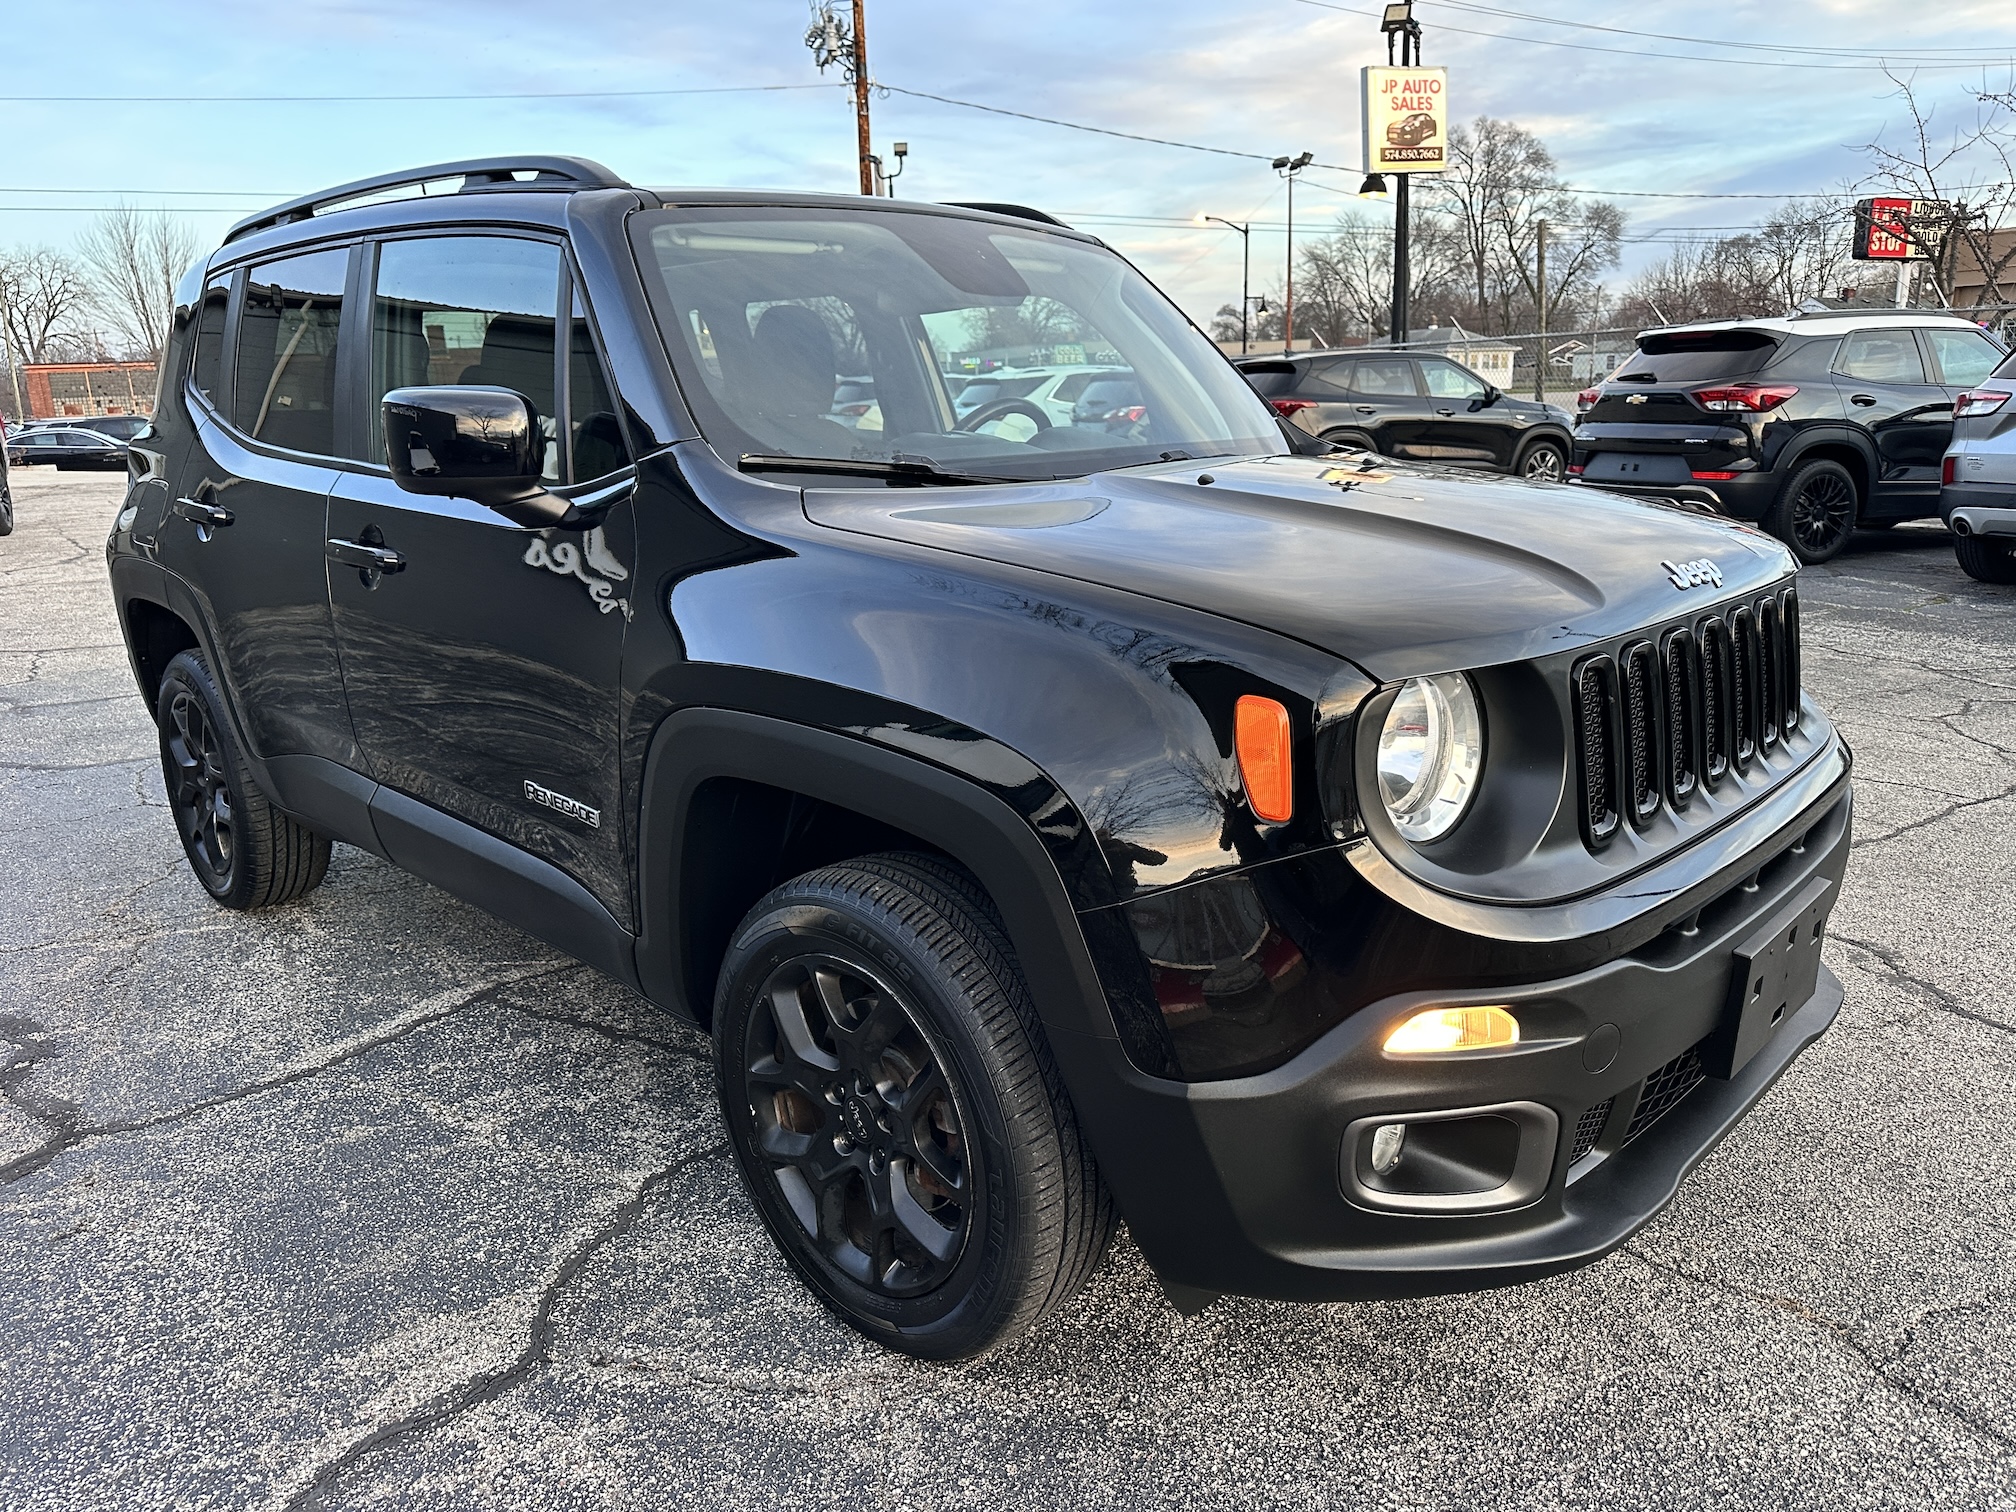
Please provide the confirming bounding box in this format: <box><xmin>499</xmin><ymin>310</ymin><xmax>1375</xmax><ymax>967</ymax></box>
<box><xmin>2</xmin><ymin>468</ymin><xmax>2013</xmax><ymax>1511</ymax></box>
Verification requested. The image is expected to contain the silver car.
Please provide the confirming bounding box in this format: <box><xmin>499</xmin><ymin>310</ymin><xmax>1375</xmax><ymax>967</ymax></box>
<box><xmin>1941</xmin><ymin>344</ymin><xmax>2016</xmax><ymax>583</ymax></box>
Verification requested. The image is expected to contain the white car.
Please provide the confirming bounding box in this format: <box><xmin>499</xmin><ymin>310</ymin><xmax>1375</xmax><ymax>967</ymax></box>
<box><xmin>1941</xmin><ymin>347</ymin><xmax>2016</xmax><ymax>583</ymax></box>
<box><xmin>950</xmin><ymin>366</ymin><xmax>1130</xmax><ymax>429</ymax></box>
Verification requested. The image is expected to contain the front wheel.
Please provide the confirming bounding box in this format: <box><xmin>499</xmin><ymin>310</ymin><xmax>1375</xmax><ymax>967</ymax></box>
<box><xmin>1515</xmin><ymin>438</ymin><xmax>1568</xmax><ymax>482</ymax></box>
<box><xmin>1766</xmin><ymin>458</ymin><xmax>1859</xmax><ymax>563</ymax></box>
<box><xmin>713</xmin><ymin>853</ymin><xmax>1114</xmax><ymax>1360</ymax></box>
<box><xmin>1955</xmin><ymin>533</ymin><xmax>2016</xmax><ymax>584</ymax></box>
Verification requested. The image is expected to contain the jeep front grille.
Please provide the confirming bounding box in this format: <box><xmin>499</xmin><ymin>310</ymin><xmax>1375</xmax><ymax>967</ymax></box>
<box><xmin>1571</xmin><ymin>586</ymin><xmax>1801</xmax><ymax>848</ymax></box>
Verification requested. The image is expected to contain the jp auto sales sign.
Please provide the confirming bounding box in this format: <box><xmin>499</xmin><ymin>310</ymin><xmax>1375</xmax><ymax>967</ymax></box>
<box><xmin>1361</xmin><ymin>67</ymin><xmax>1448</xmax><ymax>173</ymax></box>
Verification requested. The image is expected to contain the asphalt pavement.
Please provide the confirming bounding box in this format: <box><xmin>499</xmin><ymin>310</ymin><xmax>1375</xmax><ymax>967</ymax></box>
<box><xmin>3</xmin><ymin>467</ymin><xmax>2013</xmax><ymax>1511</ymax></box>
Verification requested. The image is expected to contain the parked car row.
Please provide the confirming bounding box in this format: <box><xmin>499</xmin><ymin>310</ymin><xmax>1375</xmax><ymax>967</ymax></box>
<box><xmin>1233</xmin><ymin>311</ymin><xmax>2014</xmax><ymax>586</ymax></box>
<box><xmin>4</xmin><ymin>425</ymin><xmax>132</xmax><ymax>470</ymax></box>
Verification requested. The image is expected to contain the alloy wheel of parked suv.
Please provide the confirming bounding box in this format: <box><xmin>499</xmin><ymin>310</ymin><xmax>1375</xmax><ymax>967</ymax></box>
<box><xmin>714</xmin><ymin>853</ymin><xmax>1114</xmax><ymax>1358</ymax></box>
<box><xmin>155</xmin><ymin>651</ymin><xmax>330</xmax><ymax>909</ymax></box>
<box><xmin>1518</xmin><ymin>439</ymin><xmax>1567</xmax><ymax>482</ymax></box>
<box><xmin>1771</xmin><ymin>458</ymin><xmax>1859</xmax><ymax>564</ymax></box>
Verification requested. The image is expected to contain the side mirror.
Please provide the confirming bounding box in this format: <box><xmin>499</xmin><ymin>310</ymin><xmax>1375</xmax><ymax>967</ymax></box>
<box><xmin>1480</xmin><ymin>384</ymin><xmax>1501</xmax><ymax>405</ymax></box>
<box><xmin>381</xmin><ymin>386</ymin><xmax>574</xmax><ymax>528</ymax></box>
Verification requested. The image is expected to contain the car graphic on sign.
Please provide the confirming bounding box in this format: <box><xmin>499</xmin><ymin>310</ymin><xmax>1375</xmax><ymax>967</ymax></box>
<box><xmin>1386</xmin><ymin>112</ymin><xmax>1437</xmax><ymax>146</ymax></box>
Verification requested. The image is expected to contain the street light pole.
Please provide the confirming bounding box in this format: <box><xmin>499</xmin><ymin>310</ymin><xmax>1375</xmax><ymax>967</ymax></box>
<box><xmin>1272</xmin><ymin>152</ymin><xmax>1313</xmax><ymax>354</ymax></box>
<box><xmin>1199</xmin><ymin>216</ymin><xmax>1252</xmax><ymax>353</ymax></box>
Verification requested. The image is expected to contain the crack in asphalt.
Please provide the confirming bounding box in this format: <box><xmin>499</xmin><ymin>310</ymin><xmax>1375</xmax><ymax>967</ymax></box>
<box><xmin>1849</xmin><ymin>779</ymin><xmax>2016</xmax><ymax>851</ymax></box>
<box><xmin>0</xmin><ymin>964</ymin><xmax>576</xmax><ymax>1188</ymax></box>
<box><xmin>506</xmin><ymin>1003</ymin><xmax>710</xmax><ymax>1063</ymax></box>
<box><xmin>281</xmin><ymin>1138</ymin><xmax>731</xmax><ymax>1512</ymax></box>
<box><xmin>1624</xmin><ymin>1248</ymin><xmax>2016</xmax><ymax>1453</ymax></box>
<box><xmin>1830</xmin><ymin>932</ymin><xmax>2016</xmax><ymax>1039</ymax></box>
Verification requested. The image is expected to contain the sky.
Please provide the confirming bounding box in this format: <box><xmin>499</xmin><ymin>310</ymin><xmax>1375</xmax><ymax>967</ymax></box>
<box><xmin>6</xmin><ymin>0</ymin><xmax>2016</xmax><ymax>327</ymax></box>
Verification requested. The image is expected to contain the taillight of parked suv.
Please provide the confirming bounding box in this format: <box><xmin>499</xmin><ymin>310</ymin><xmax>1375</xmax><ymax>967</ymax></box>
<box><xmin>1955</xmin><ymin>390</ymin><xmax>2011</xmax><ymax>418</ymax></box>
<box><xmin>1692</xmin><ymin>383</ymin><xmax>1798</xmax><ymax>413</ymax></box>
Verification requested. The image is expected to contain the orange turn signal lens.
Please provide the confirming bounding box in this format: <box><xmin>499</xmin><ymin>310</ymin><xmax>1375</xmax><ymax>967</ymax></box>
<box><xmin>1384</xmin><ymin>1005</ymin><xmax>1520</xmax><ymax>1054</ymax></box>
<box><xmin>1234</xmin><ymin>695</ymin><xmax>1294</xmax><ymax>823</ymax></box>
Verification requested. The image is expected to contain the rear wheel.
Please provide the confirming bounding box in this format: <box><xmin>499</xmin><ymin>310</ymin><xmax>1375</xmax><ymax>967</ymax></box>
<box><xmin>1955</xmin><ymin>533</ymin><xmax>2016</xmax><ymax>584</ymax></box>
<box><xmin>156</xmin><ymin>650</ymin><xmax>330</xmax><ymax>909</ymax></box>
<box><xmin>713</xmin><ymin>853</ymin><xmax>1114</xmax><ymax>1360</ymax></box>
<box><xmin>1515</xmin><ymin>438</ymin><xmax>1568</xmax><ymax>482</ymax></box>
<box><xmin>1766</xmin><ymin>458</ymin><xmax>1859</xmax><ymax>563</ymax></box>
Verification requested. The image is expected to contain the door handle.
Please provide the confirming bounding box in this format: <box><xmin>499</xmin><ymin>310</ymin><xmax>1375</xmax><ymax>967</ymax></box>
<box><xmin>172</xmin><ymin>495</ymin><xmax>234</xmax><ymax>528</ymax></box>
<box><xmin>1436</xmin><ymin>407</ymin><xmax>1456</xmax><ymax>416</ymax></box>
<box><xmin>1850</xmin><ymin>393</ymin><xmax>1878</xmax><ymax>406</ymax></box>
<box><xmin>325</xmin><ymin>538</ymin><xmax>406</xmax><ymax>573</ymax></box>
<box><xmin>1354</xmin><ymin>404</ymin><xmax>1377</xmax><ymax>414</ymax></box>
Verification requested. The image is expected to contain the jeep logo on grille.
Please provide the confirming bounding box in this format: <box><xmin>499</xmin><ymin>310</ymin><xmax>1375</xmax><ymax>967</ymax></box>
<box><xmin>524</xmin><ymin>779</ymin><xmax>600</xmax><ymax>828</ymax></box>
<box><xmin>1661</xmin><ymin>557</ymin><xmax>1723</xmax><ymax>591</ymax></box>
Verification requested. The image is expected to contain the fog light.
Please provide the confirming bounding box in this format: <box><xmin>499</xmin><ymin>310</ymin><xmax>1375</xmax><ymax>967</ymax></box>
<box><xmin>1384</xmin><ymin>1005</ymin><xmax>1519</xmax><ymax>1054</ymax></box>
<box><xmin>1369</xmin><ymin>1122</ymin><xmax>1407</xmax><ymax>1174</ymax></box>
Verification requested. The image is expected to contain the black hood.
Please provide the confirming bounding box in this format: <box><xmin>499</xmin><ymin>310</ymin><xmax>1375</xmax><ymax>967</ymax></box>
<box><xmin>804</xmin><ymin>453</ymin><xmax>1795</xmax><ymax>681</ymax></box>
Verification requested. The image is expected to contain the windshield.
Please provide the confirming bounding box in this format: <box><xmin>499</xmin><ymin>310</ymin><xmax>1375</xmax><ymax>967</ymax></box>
<box><xmin>1614</xmin><ymin>330</ymin><xmax>1779</xmax><ymax>385</ymax></box>
<box><xmin>633</xmin><ymin>206</ymin><xmax>1282</xmax><ymax>480</ymax></box>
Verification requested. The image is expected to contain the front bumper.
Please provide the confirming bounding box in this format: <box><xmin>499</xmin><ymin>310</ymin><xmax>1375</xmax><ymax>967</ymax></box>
<box><xmin>1056</xmin><ymin>778</ymin><xmax>1852</xmax><ymax>1303</ymax></box>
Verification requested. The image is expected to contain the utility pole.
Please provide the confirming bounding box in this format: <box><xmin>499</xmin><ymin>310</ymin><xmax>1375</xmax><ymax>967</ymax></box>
<box><xmin>1273</xmin><ymin>152</ymin><xmax>1313</xmax><ymax>354</ymax></box>
<box><xmin>1533</xmin><ymin>218</ymin><xmax>1547</xmax><ymax>401</ymax></box>
<box><xmin>850</xmin><ymin>0</ymin><xmax>873</xmax><ymax>196</ymax></box>
<box><xmin>807</xmin><ymin>2</ymin><xmax>877</xmax><ymax>196</ymax></box>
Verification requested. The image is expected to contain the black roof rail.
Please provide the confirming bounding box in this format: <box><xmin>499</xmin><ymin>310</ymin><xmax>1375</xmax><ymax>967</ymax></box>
<box><xmin>943</xmin><ymin>201</ymin><xmax>1071</xmax><ymax>228</ymax></box>
<box><xmin>223</xmin><ymin>156</ymin><xmax>629</xmax><ymax>245</ymax></box>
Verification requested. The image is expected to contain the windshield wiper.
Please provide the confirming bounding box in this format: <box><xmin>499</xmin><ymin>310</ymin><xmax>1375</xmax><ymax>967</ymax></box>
<box><xmin>739</xmin><ymin>453</ymin><xmax>1023</xmax><ymax>486</ymax></box>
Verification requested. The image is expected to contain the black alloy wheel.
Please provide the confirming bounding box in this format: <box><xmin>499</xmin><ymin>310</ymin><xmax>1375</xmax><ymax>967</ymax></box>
<box><xmin>163</xmin><ymin>683</ymin><xmax>236</xmax><ymax>890</ymax></box>
<box><xmin>154</xmin><ymin>650</ymin><xmax>330</xmax><ymax>909</ymax></box>
<box><xmin>1517</xmin><ymin>439</ymin><xmax>1568</xmax><ymax>482</ymax></box>
<box><xmin>714</xmin><ymin>854</ymin><xmax>1115</xmax><ymax>1359</ymax></box>
<box><xmin>743</xmin><ymin>952</ymin><xmax>973</xmax><ymax>1297</ymax></box>
<box><xmin>1770</xmin><ymin>458</ymin><xmax>1859</xmax><ymax>564</ymax></box>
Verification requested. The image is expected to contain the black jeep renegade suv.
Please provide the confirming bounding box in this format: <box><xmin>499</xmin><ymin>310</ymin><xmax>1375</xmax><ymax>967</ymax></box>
<box><xmin>109</xmin><ymin>157</ymin><xmax>1854</xmax><ymax>1359</ymax></box>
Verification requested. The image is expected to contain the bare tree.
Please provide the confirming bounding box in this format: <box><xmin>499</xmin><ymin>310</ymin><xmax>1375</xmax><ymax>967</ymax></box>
<box><xmin>78</xmin><ymin>206</ymin><xmax>200</xmax><ymax>362</ymax></box>
<box><xmin>0</xmin><ymin>246</ymin><xmax>92</xmax><ymax>361</ymax></box>
<box><xmin>1613</xmin><ymin>203</ymin><xmax>1859</xmax><ymax>328</ymax></box>
<box><xmin>1860</xmin><ymin>70</ymin><xmax>2016</xmax><ymax>310</ymax></box>
<box><xmin>1433</xmin><ymin>118</ymin><xmax>1556</xmax><ymax>330</ymax></box>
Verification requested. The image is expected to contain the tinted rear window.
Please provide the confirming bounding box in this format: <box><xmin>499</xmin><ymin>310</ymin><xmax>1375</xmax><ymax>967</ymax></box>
<box><xmin>1237</xmin><ymin>361</ymin><xmax>1297</xmax><ymax>396</ymax></box>
<box><xmin>1614</xmin><ymin>330</ymin><xmax>1779</xmax><ymax>384</ymax></box>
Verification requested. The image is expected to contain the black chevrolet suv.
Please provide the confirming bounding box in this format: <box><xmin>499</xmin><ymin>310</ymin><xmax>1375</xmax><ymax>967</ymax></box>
<box><xmin>109</xmin><ymin>157</ymin><xmax>1853</xmax><ymax>1359</ymax></box>
<box><xmin>1238</xmin><ymin>349</ymin><xmax>1576</xmax><ymax>480</ymax></box>
<box><xmin>1574</xmin><ymin>311</ymin><xmax>2007</xmax><ymax>562</ymax></box>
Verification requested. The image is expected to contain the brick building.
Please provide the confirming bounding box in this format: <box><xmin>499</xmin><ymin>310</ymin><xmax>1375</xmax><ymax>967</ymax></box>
<box><xmin>22</xmin><ymin>361</ymin><xmax>156</xmax><ymax>420</ymax></box>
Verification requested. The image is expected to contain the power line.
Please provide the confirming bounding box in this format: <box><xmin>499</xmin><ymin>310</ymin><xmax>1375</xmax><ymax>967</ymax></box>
<box><xmin>1427</xmin><ymin>0</ymin><xmax>2016</xmax><ymax>63</ymax></box>
<box><xmin>1293</xmin><ymin>0</ymin><xmax>2016</xmax><ymax>71</ymax></box>
<box><xmin>0</xmin><ymin>82</ymin><xmax>842</xmax><ymax>103</ymax></box>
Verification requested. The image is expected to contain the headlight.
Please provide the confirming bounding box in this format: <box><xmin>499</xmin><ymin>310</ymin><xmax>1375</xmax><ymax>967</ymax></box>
<box><xmin>1375</xmin><ymin>672</ymin><xmax>1483</xmax><ymax>842</ymax></box>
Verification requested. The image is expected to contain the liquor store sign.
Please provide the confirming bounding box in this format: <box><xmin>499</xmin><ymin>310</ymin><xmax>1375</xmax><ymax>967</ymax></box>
<box><xmin>1361</xmin><ymin>67</ymin><xmax>1448</xmax><ymax>173</ymax></box>
<box><xmin>1851</xmin><ymin>197</ymin><xmax>1935</xmax><ymax>261</ymax></box>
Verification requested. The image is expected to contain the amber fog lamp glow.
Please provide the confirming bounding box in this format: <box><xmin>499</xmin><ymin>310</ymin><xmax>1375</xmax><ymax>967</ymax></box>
<box><xmin>1235</xmin><ymin>695</ymin><xmax>1295</xmax><ymax>822</ymax></box>
<box><xmin>1384</xmin><ymin>1005</ymin><xmax>1520</xmax><ymax>1054</ymax></box>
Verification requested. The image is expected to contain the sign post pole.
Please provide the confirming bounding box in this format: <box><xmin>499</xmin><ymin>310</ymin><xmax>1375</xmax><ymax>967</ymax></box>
<box><xmin>1363</xmin><ymin>6</ymin><xmax>1444</xmax><ymax>349</ymax></box>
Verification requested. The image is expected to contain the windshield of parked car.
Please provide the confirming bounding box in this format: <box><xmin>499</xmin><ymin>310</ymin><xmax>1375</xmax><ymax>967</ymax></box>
<box><xmin>634</xmin><ymin>207</ymin><xmax>1283</xmax><ymax>480</ymax></box>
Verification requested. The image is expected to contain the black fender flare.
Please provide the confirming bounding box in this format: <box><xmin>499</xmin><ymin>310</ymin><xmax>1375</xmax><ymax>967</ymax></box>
<box><xmin>633</xmin><ymin>706</ymin><xmax>1120</xmax><ymax>1046</ymax></box>
<box><xmin>1768</xmin><ymin>426</ymin><xmax>1880</xmax><ymax>501</ymax></box>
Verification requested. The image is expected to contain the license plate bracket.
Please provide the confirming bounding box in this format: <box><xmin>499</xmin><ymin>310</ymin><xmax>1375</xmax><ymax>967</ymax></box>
<box><xmin>1704</xmin><ymin>875</ymin><xmax>1834</xmax><ymax>1080</ymax></box>
<box><xmin>1583</xmin><ymin>453</ymin><xmax>1692</xmax><ymax>485</ymax></box>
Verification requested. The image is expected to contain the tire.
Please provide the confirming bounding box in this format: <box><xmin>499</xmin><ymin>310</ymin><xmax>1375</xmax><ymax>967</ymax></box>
<box><xmin>1515</xmin><ymin>437</ymin><xmax>1568</xmax><ymax>482</ymax></box>
<box><xmin>1955</xmin><ymin>533</ymin><xmax>2016</xmax><ymax>584</ymax></box>
<box><xmin>713</xmin><ymin>852</ymin><xmax>1115</xmax><ymax>1360</ymax></box>
<box><xmin>155</xmin><ymin>650</ymin><xmax>331</xmax><ymax>909</ymax></box>
<box><xmin>0</xmin><ymin>489</ymin><xmax>12</xmax><ymax>536</ymax></box>
<box><xmin>1766</xmin><ymin>458</ymin><xmax>1859</xmax><ymax>564</ymax></box>
<box><xmin>1319</xmin><ymin>428</ymin><xmax>1380</xmax><ymax>455</ymax></box>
